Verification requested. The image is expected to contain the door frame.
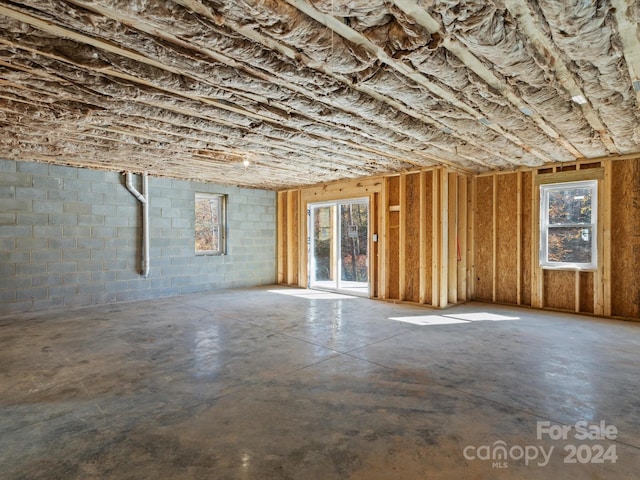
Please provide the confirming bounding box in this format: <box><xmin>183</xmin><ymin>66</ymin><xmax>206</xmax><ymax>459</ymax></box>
<box><xmin>308</xmin><ymin>197</ymin><xmax>370</xmax><ymax>297</ymax></box>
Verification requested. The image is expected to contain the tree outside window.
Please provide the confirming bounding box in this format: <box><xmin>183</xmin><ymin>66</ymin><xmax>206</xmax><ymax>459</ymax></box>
<box><xmin>540</xmin><ymin>180</ymin><xmax>597</xmax><ymax>269</ymax></box>
<box><xmin>195</xmin><ymin>193</ymin><xmax>226</xmax><ymax>254</ymax></box>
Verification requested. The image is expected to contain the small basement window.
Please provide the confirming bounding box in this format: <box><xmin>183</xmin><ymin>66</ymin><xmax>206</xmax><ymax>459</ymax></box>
<box><xmin>540</xmin><ymin>180</ymin><xmax>597</xmax><ymax>270</ymax></box>
<box><xmin>195</xmin><ymin>193</ymin><xmax>226</xmax><ymax>255</ymax></box>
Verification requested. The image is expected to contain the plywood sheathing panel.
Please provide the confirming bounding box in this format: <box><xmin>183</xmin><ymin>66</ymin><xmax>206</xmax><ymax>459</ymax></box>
<box><xmin>543</xmin><ymin>270</ymin><xmax>575</xmax><ymax>311</ymax></box>
<box><xmin>520</xmin><ymin>171</ymin><xmax>533</xmax><ymax>306</ymax></box>
<box><xmin>386</xmin><ymin>176</ymin><xmax>400</xmax><ymax>300</ymax></box>
<box><xmin>404</xmin><ymin>173</ymin><xmax>421</xmax><ymax>302</ymax></box>
<box><xmin>579</xmin><ymin>271</ymin><xmax>595</xmax><ymax>314</ymax></box>
<box><xmin>611</xmin><ymin>159</ymin><xmax>640</xmax><ymax>318</ymax></box>
<box><xmin>496</xmin><ymin>173</ymin><xmax>518</xmax><ymax>304</ymax></box>
<box><xmin>474</xmin><ymin>176</ymin><xmax>494</xmax><ymax>301</ymax></box>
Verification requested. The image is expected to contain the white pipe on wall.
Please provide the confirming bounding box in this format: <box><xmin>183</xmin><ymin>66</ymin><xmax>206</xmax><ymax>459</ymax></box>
<box><xmin>125</xmin><ymin>172</ymin><xmax>150</xmax><ymax>278</ymax></box>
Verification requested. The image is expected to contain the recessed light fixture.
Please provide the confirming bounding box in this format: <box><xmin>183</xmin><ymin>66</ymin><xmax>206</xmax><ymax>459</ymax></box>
<box><xmin>571</xmin><ymin>95</ymin><xmax>587</xmax><ymax>105</ymax></box>
<box><xmin>242</xmin><ymin>159</ymin><xmax>251</xmax><ymax>167</ymax></box>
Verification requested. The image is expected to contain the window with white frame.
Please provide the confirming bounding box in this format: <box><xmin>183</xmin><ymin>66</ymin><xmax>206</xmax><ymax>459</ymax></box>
<box><xmin>195</xmin><ymin>193</ymin><xmax>226</xmax><ymax>255</ymax></box>
<box><xmin>540</xmin><ymin>180</ymin><xmax>597</xmax><ymax>269</ymax></box>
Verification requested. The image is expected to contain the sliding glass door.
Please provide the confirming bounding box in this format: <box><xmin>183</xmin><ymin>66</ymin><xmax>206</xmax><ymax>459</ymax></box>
<box><xmin>309</xmin><ymin>199</ymin><xmax>369</xmax><ymax>296</ymax></box>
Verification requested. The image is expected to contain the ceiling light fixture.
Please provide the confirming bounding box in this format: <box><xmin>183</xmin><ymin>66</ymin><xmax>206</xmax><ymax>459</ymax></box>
<box><xmin>571</xmin><ymin>95</ymin><xmax>587</xmax><ymax>105</ymax></box>
<box><xmin>242</xmin><ymin>159</ymin><xmax>250</xmax><ymax>167</ymax></box>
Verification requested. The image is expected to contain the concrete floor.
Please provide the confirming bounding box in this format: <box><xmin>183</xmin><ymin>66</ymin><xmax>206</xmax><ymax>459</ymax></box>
<box><xmin>1</xmin><ymin>286</ymin><xmax>639</xmax><ymax>479</ymax></box>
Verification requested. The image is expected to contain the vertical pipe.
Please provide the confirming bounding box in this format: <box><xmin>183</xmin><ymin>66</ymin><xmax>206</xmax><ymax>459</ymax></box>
<box><xmin>142</xmin><ymin>173</ymin><xmax>149</xmax><ymax>278</ymax></box>
<box><xmin>125</xmin><ymin>172</ymin><xmax>150</xmax><ymax>278</ymax></box>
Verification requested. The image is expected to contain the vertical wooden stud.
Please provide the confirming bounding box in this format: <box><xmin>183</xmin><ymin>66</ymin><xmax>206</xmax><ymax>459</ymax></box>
<box><xmin>458</xmin><ymin>174</ymin><xmax>468</xmax><ymax>302</ymax></box>
<box><xmin>468</xmin><ymin>176</ymin><xmax>476</xmax><ymax>300</ymax></box>
<box><xmin>299</xmin><ymin>193</ymin><xmax>308</xmax><ymax>288</ymax></box>
<box><xmin>492</xmin><ymin>175</ymin><xmax>497</xmax><ymax>303</ymax></box>
<box><xmin>399</xmin><ymin>174</ymin><xmax>407</xmax><ymax>301</ymax></box>
<box><xmin>516</xmin><ymin>172</ymin><xmax>522</xmax><ymax>305</ymax></box>
<box><xmin>603</xmin><ymin>160</ymin><xmax>612</xmax><ymax>317</ymax></box>
<box><xmin>370</xmin><ymin>193</ymin><xmax>378</xmax><ymax>298</ymax></box>
<box><xmin>419</xmin><ymin>171</ymin><xmax>429</xmax><ymax>304</ymax></box>
<box><xmin>277</xmin><ymin>191</ymin><xmax>286</xmax><ymax>284</ymax></box>
<box><xmin>575</xmin><ymin>270</ymin><xmax>581</xmax><ymax>313</ymax></box>
<box><xmin>531</xmin><ymin>172</ymin><xmax>543</xmax><ymax>308</ymax></box>
<box><xmin>439</xmin><ymin>168</ymin><xmax>449</xmax><ymax>308</ymax></box>
<box><xmin>431</xmin><ymin>168</ymin><xmax>446</xmax><ymax>307</ymax></box>
<box><xmin>380</xmin><ymin>177</ymin><xmax>389</xmax><ymax>300</ymax></box>
<box><xmin>448</xmin><ymin>172</ymin><xmax>458</xmax><ymax>304</ymax></box>
<box><xmin>286</xmin><ymin>190</ymin><xmax>295</xmax><ymax>285</ymax></box>
<box><xmin>595</xmin><ymin>161</ymin><xmax>612</xmax><ymax>316</ymax></box>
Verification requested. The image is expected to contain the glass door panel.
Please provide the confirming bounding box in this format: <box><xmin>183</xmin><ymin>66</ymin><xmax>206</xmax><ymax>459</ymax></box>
<box><xmin>339</xmin><ymin>202</ymin><xmax>368</xmax><ymax>295</ymax></box>
<box><xmin>309</xmin><ymin>199</ymin><xmax>369</xmax><ymax>296</ymax></box>
<box><xmin>310</xmin><ymin>205</ymin><xmax>337</xmax><ymax>290</ymax></box>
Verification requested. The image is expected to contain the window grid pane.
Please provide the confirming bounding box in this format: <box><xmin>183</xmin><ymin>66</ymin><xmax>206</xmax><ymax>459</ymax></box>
<box><xmin>195</xmin><ymin>194</ymin><xmax>225</xmax><ymax>254</ymax></box>
<box><xmin>540</xmin><ymin>180</ymin><xmax>597</xmax><ymax>269</ymax></box>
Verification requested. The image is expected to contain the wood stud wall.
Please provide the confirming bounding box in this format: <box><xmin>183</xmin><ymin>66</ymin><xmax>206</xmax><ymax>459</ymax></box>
<box><xmin>277</xmin><ymin>158</ymin><xmax>640</xmax><ymax>320</ymax></box>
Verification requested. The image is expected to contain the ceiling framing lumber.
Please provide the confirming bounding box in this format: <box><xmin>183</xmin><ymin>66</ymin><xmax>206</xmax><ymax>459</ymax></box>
<box><xmin>1</xmin><ymin>0</ymin><xmax>638</xmax><ymax>188</ymax></box>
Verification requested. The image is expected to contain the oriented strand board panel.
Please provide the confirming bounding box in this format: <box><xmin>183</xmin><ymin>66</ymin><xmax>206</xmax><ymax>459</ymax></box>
<box><xmin>611</xmin><ymin>159</ymin><xmax>640</xmax><ymax>318</ymax></box>
<box><xmin>496</xmin><ymin>173</ymin><xmax>518</xmax><ymax>304</ymax></box>
<box><xmin>579</xmin><ymin>271</ymin><xmax>594</xmax><ymax>314</ymax></box>
<box><xmin>387</xmin><ymin>176</ymin><xmax>400</xmax><ymax>300</ymax></box>
<box><xmin>521</xmin><ymin>171</ymin><xmax>532</xmax><ymax>306</ymax></box>
<box><xmin>543</xmin><ymin>270</ymin><xmax>575</xmax><ymax>311</ymax></box>
<box><xmin>474</xmin><ymin>176</ymin><xmax>494</xmax><ymax>301</ymax></box>
<box><xmin>404</xmin><ymin>173</ymin><xmax>421</xmax><ymax>302</ymax></box>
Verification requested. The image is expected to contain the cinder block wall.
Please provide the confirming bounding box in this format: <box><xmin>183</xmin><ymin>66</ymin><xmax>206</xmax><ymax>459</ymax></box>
<box><xmin>0</xmin><ymin>159</ymin><xmax>276</xmax><ymax>315</ymax></box>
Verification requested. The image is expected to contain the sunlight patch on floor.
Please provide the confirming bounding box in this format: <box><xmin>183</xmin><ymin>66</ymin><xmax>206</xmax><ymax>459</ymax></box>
<box><xmin>388</xmin><ymin>312</ymin><xmax>520</xmax><ymax>326</ymax></box>
<box><xmin>444</xmin><ymin>312</ymin><xmax>520</xmax><ymax>321</ymax></box>
<box><xmin>268</xmin><ymin>289</ymin><xmax>357</xmax><ymax>300</ymax></box>
<box><xmin>388</xmin><ymin>315</ymin><xmax>471</xmax><ymax>326</ymax></box>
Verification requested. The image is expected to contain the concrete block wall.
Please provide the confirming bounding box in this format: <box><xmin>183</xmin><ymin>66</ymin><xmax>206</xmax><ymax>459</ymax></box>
<box><xmin>0</xmin><ymin>159</ymin><xmax>276</xmax><ymax>315</ymax></box>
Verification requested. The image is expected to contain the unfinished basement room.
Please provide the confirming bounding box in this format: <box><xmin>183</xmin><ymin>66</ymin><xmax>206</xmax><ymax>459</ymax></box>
<box><xmin>1</xmin><ymin>1</ymin><xmax>640</xmax><ymax>479</ymax></box>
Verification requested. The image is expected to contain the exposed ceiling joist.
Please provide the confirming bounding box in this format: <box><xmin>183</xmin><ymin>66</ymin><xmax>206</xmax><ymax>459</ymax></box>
<box><xmin>284</xmin><ymin>0</ymin><xmax>551</xmax><ymax>165</ymax></box>
<box><xmin>1</xmin><ymin>0</ymin><xmax>638</xmax><ymax>188</ymax></box>
<box><xmin>391</xmin><ymin>0</ymin><xmax>583</xmax><ymax>160</ymax></box>
<box><xmin>502</xmin><ymin>0</ymin><xmax>619</xmax><ymax>155</ymax></box>
<box><xmin>610</xmin><ymin>0</ymin><xmax>640</xmax><ymax>104</ymax></box>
